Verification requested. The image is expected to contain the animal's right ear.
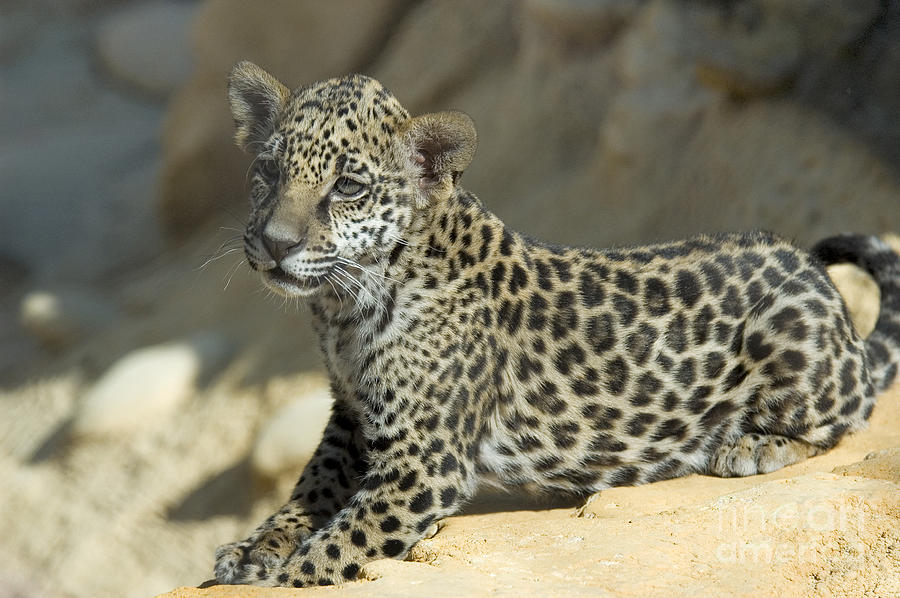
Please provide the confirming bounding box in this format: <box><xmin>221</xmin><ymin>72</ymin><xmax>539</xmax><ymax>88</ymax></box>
<box><xmin>227</xmin><ymin>61</ymin><xmax>290</xmax><ymax>152</ymax></box>
<box><xmin>405</xmin><ymin>110</ymin><xmax>477</xmax><ymax>204</ymax></box>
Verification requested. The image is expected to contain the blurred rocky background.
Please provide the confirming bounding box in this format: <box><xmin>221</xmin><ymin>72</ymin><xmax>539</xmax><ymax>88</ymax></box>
<box><xmin>1</xmin><ymin>1</ymin><xmax>899</xmax><ymax>597</ymax></box>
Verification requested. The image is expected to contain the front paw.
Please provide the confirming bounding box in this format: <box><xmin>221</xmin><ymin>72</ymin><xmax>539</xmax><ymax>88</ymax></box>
<box><xmin>214</xmin><ymin>540</ymin><xmax>279</xmax><ymax>585</ymax></box>
<box><xmin>215</xmin><ymin>516</ymin><xmax>317</xmax><ymax>585</ymax></box>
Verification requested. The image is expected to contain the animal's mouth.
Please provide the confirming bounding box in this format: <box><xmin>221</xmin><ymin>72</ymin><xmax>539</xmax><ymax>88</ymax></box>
<box><xmin>264</xmin><ymin>265</ymin><xmax>329</xmax><ymax>296</ymax></box>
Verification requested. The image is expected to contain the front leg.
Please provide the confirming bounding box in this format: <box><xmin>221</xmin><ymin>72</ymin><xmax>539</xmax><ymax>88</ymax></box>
<box><xmin>260</xmin><ymin>429</ymin><xmax>475</xmax><ymax>587</ymax></box>
<box><xmin>215</xmin><ymin>404</ymin><xmax>366</xmax><ymax>584</ymax></box>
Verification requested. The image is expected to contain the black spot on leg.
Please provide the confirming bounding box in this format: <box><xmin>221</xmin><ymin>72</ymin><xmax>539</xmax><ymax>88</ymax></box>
<box><xmin>382</xmin><ymin>539</ymin><xmax>406</xmax><ymax>557</ymax></box>
<box><xmin>380</xmin><ymin>516</ymin><xmax>401</xmax><ymax>533</ymax></box>
<box><xmin>416</xmin><ymin>515</ymin><xmax>436</xmax><ymax>533</ymax></box>
<box><xmin>608</xmin><ymin>466</ymin><xmax>640</xmax><ymax>486</ymax></box>
<box><xmin>651</xmin><ymin>418</ymin><xmax>687</xmax><ymax>442</ymax></box>
<box><xmin>440</xmin><ymin>453</ymin><xmax>458</xmax><ymax>476</ymax></box>
<box><xmin>699</xmin><ymin>400</ymin><xmax>736</xmax><ymax>430</ymax></box>
<box><xmin>342</xmin><ymin>564</ymin><xmax>360</xmax><ymax>580</ymax></box>
<box><xmin>409</xmin><ymin>489</ymin><xmax>434</xmax><ymax>513</ymax></box>
<box><xmin>839</xmin><ymin>359</ymin><xmax>857</xmax><ymax>395</ymax></box>
<box><xmin>440</xmin><ymin>486</ymin><xmax>458</xmax><ymax>507</ymax></box>
<box><xmin>397</xmin><ymin>471</ymin><xmax>418</xmax><ymax>491</ymax></box>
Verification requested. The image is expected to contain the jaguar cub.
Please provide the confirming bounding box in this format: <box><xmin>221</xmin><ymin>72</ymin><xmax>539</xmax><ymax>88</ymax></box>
<box><xmin>214</xmin><ymin>62</ymin><xmax>900</xmax><ymax>587</ymax></box>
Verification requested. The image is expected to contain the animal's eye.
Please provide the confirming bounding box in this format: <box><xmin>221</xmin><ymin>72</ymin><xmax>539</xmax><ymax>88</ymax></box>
<box><xmin>333</xmin><ymin>176</ymin><xmax>366</xmax><ymax>198</ymax></box>
<box><xmin>258</xmin><ymin>158</ymin><xmax>280</xmax><ymax>183</ymax></box>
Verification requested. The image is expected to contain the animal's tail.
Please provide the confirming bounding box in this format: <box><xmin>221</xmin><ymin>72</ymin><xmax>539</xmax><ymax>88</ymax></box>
<box><xmin>812</xmin><ymin>233</ymin><xmax>900</xmax><ymax>392</ymax></box>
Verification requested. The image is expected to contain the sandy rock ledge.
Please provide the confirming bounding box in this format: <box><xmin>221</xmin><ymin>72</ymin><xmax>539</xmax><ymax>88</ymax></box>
<box><xmin>156</xmin><ymin>384</ymin><xmax>900</xmax><ymax>598</ymax></box>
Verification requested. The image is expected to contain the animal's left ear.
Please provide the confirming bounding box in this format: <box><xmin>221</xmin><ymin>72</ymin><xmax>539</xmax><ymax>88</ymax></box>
<box><xmin>228</xmin><ymin>61</ymin><xmax>291</xmax><ymax>152</ymax></box>
<box><xmin>405</xmin><ymin>110</ymin><xmax>477</xmax><ymax>201</ymax></box>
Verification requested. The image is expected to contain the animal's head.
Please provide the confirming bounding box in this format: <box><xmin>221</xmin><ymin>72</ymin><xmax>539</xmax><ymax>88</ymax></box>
<box><xmin>228</xmin><ymin>61</ymin><xmax>477</xmax><ymax>297</ymax></box>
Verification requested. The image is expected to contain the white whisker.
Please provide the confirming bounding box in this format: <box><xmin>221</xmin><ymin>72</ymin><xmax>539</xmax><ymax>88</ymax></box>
<box><xmin>197</xmin><ymin>247</ymin><xmax>242</xmax><ymax>271</ymax></box>
<box><xmin>324</xmin><ymin>274</ymin><xmax>345</xmax><ymax>314</ymax></box>
<box><xmin>334</xmin><ymin>266</ymin><xmax>388</xmax><ymax>316</ymax></box>
<box><xmin>330</xmin><ymin>270</ymin><xmax>359</xmax><ymax>303</ymax></box>
<box><xmin>223</xmin><ymin>259</ymin><xmax>245</xmax><ymax>291</ymax></box>
<box><xmin>336</xmin><ymin>256</ymin><xmax>403</xmax><ymax>286</ymax></box>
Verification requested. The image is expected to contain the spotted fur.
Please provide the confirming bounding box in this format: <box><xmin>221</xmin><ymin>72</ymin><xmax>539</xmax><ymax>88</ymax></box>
<box><xmin>214</xmin><ymin>62</ymin><xmax>900</xmax><ymax>587</ymax></box>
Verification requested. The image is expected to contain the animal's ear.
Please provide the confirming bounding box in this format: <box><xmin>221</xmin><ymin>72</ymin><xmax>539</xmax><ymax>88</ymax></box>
<box><xmin>406</xmin><ymin>110</ymin><xmax>477</xmax><ymax>200</ymax></box>
<box><xmin>227</xmin><ymin>61</ymin><xmax>290</xmax><ymax>152</ymax></box>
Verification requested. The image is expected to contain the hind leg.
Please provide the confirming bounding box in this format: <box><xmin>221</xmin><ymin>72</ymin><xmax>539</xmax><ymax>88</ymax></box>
<box><xmin>708</xmin><ymin>433</ymin><xmax>822</xmax><ymax>477</ymax></box>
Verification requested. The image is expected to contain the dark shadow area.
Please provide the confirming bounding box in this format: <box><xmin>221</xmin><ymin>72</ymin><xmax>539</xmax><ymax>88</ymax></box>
<box><xmin>197</xmin><ymin>579</ymin><xmax>220</xmax><ymax>589</ymax></box>
<box><xmin>461</xmin><ymin>487</ymin><xmax>584</xmax><ymax>515</ymax></box>
<box><xmin>28</xmin><ymin>418</ymin><xmax>73</xmax><ymax>464</ymax></box>
<box><xmin>167</xmin><ymin>456</ymin><xmax>257</xmax><ymax>521</ymax></box>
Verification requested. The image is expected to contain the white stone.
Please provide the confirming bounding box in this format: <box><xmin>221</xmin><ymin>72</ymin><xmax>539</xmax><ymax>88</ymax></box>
<box><xmin>252</xmin><ymin>385</ymin><xmax>333</xmax><ymax>478</ymax></box>
<box><xmin>20</xmin><ymin>288</ymin><xmax>119</xmax><ymax>349</ymax></box>
<box><xmin>96</xmin><ymin>0</ymin><xmax>199</xmax><ymax>97</ymax></box>
<box><xmin>72</xmin><ymin>335</ymin><xmax>226</xmax><ymax>437</ymax></box>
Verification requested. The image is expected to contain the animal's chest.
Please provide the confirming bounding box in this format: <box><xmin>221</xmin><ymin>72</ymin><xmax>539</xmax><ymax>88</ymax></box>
<box><xmin>316</xmin><ymin>299</ymin><xmax>426</xmax><ymax>394</ymax></box>
<box><xmin>318</xmin><ymin>324</ymin><xmax>367</xmax><ymax>392</ymax></box>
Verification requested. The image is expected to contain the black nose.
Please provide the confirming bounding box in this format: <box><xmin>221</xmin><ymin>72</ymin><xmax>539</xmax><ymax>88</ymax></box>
<box><xmin>263</xmin><ymin>234</ymin><xmax>302</xmax><ymax>263</ymax></box>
